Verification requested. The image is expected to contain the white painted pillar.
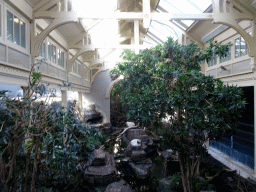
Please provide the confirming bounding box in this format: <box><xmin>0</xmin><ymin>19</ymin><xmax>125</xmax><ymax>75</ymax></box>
<box><xmin>134</xmin><ymin>20</ymin><xmax>140</xmax><ymax>54</ymax></box>
<box><xmin>78</xmin><ymin>92</ymin><xmax>83</xmax><ymax>114</ymax></box>
<box><xmin>64</xmin><ymin>0</ymin><xmax>68</xmax><ymax>12</ymax></box>
<box><xmin>143</xmin><ymin>0</ymin><xmax>151</xmax><ymax>28</ymax></box>
<box><xmin>61</xmin><ymin>90</ymin><xmax>67</xmax><ymax>109</ymax></box>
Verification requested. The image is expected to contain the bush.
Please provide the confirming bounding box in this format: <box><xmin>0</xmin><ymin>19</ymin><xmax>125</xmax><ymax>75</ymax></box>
<box><xmin>0</xmin><ymin>62</ymin><xmax>105</xmax><ymax>191</ymax></box>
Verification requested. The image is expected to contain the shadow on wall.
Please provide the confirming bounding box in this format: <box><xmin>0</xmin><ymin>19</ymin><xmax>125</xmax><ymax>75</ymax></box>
<box><xmin>83</xmin><ymin>69</ymin><xmax>111</xmax><ymax>123</ymax></box>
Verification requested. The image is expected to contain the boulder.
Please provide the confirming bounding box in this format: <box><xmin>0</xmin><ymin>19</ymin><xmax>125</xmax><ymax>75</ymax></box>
<box><xmin>92</xmin><ymin>149</ymin><xmax>106</xmax><ymax>166</ymax></box>
<box><xmin>105</xmin><ymin>179</ymin><xmax>133</xmax><ymax>192</ymax></box>
<box><xmin>83</xmin><ymin>149</ymin><xmax>118</xmax><ymax>186</ymax></box>
<box><xmin>128</xmin><ymin>159</ymin><xmax>153</xmax><ymax>179</ymax></box>
<box><xmin>131</xmin><ymin>150</ymin><xmax>146</xmax><ymax>162</ymax></box>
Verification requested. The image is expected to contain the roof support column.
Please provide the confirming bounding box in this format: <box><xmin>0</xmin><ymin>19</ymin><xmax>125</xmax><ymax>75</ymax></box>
<box><xmin>134</xmin><ymin>20</ymin><xmax>140</xmax><ymax>54</ymax></box>
<box><xmin>61</xmin><ymin>90</ymin><xmax>68</xmax><ymax>110</ymax></box>
<box><xmin>78</xmin><ymin>92</ymin><xmax>83</xmax><ymax>118</ymax></box>
<box><xmin>143</xmin><ymin>0</ymin><xmax>151</xmax><ymax>28</ymax></box>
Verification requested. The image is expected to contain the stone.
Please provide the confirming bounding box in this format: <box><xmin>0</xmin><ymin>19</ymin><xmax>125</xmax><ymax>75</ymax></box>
<box><xmin>105</xmin><ymin>179</ymin><xmax>133</xmax><ymax>192</ymax></box>
<box><xmin>137</xmin><ymin>135</ymin><xmax>149</xmax><ymax>144</ymax></box>
<box><xmin>131</xmin><ymin>150</ymin><xmax>146</xmax><ymax>162</ymax></box>
<box><xmin>128</xmin><ymin>159</ymin><xmax>153</xmax><ymax>179</ymax></box>
<box><xmin>126</xmin><ymin>122</ymin><xmax>136</xmax><ymax>127</ymax></box>
<box><xmin>125</xmin><ymin>139</ymin><xmax>142</xmax><ymax>156</ymax></box>
<box><xmin>83</xmin><ymin>150</ymin><xmax>118</xmax><ymax>186</ymax></box>
<box><xmin>92</xmin><ymin>149</ymin><xmax>106</xmax><ymax>166</ymax></box>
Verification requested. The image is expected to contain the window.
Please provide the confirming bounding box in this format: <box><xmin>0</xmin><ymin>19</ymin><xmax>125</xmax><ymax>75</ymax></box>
<box><xmin>48</xmin><ymin>42</ymin><xmax>56</xmax><ymax>63</ymax></box>
<box><xmin>73</xmin><ymin>61</ymin><xmax>78</xmax><ymax>73</ymax></box>
<box><xmin>73</xmin><ymin>61</ymin><xmax>81</xmax><ymax>75</ymax></box>
<box><xmin>235</xmin><ymin>37</ymin><xmax>247</xmax><ymax>58</ymax></box>
<box><xmin>7</xmin><ymin>11</ymin><xmax>26</xmax><ymax>48</ymax></box>
<box><xmin>220</xmin><ymin>43</ymin><xmax>231</xmax><ymax>63</ymax></box>
<box><xmin>78</xmin><ymin>64</ymin><xmax>81</xmax><ymax>75</ymax></box>
<box><xmin>58</xmin><ymin>49</ymin><xmax>65</xmax><ymax>67</ymax></box>
<box><xmin>207</xmin><ymin>54</ymin><xmax>217</xmax><ymax>67</ymax></box>
<box><xmin>40</xmin><ymin>42</ymin><xmax>46</xmax><ymax>58</ymax></box>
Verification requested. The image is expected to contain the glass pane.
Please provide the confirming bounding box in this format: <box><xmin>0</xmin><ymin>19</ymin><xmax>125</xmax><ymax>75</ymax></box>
<box><xmin>78</xmin><ymin>64</ymin><xmax>81</xmax><ymax>75</ymax></box>
<box><xmin>53</xmin><ymin>45</ymin><xmax>56</xmax><ymax>63</ymax></box>
<box><xmin>13</xmin><ymin>16</ymin><xmax>20</xmax><ymax>45</ymax></box>
<box><xmin>235</xmin><ymin>38</ymin><xmax>240</xmax><ymax>58</ymax></box>
<box><xmin>213</xmin><ymin>54</ymin><xmax>217</xmax><ymax>65</ymax></box>
<box><xmin>20</xmin><ymin>21</ymin><xmax>26</xmax><ymax>48</ymax></box>
<box><xmin>228</xmin><ymin>46</ymin><xmax>231</xmax><ymax>60</ymax></box>
<box><xmin>7</xmin><ymin>11</ymin><xmax>13</xmax><ymax>42</ymax></box>
<box><xmin>61</xmin><ymin>52</ymin><xmax>64</xmax><ymax>67</ymax></box>
<box><xmin>58</xmin><ymin>49</ymin><xmax>61</xmax><ymax>65</ymax></box>
<box><xmin>240</xmin><ymin>37</ymin><xmax>246</xmax><ymax>56</ymax></box>
<box><xmin>73</xmin><ymin>62</ymin><xmax>77</xmax><ymax>73</ymax></box>
<box><xmin>58</xmin><ymin>49</ymin><xmax>64</xmax><ymax>67</ymax></box>
<box><xmin>48</xmin><ymin>42</ymin><xmax>52</xmax><ymax>60</ymax></box>
<box><xmin>40</xmin><ymin>42</ymin><xmax>45</xmax><ymax>58</ymax></box>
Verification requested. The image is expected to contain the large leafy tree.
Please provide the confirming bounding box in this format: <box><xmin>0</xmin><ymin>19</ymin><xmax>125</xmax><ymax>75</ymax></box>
<box><xmin>110</xmin><ymin>38</ymin><xmax>245</xmax><ymax>192</ymax></box>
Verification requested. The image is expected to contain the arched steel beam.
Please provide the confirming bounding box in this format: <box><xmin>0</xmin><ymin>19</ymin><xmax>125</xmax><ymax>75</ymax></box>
<box><xmin>105</xmin><ymin>76</ymin><xmax>124</xmax><ymax>99</ymax></box>
<box><xmin>67</xmin><ymin>45</ymin><xmax>95</xmax><ymax>73</ymax></box>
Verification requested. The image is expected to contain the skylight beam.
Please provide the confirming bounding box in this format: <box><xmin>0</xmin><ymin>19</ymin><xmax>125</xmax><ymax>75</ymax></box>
<box><xmin>185</xmin><ymin>0</ymin><xmax>204</xmax><ymax>12</ymax></box>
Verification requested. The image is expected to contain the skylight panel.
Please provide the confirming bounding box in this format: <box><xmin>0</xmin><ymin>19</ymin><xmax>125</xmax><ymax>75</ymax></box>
<box><xmin>148</xmin><ymin>27</ymin><xmax>168</xmax><ymax>44</ymax></box>
<box><xmin>181</xmin><ymin>20</ymin><xmax>195</xmax><ymax>27</ymax></box>
<box><xmin>151</xmin><ymin>21</ymin><xmax>178</xmax><ymax>40</ymax></box>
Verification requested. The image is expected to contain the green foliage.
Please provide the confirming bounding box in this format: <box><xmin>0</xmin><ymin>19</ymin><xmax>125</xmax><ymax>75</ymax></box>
<box><xmin>110</xmin><ymin>37</ymin><xmax>245</xmax><ymax>192</ymax></box>
<box><xmin>169</xmin><ymin>173</ymin><xmax>182</xmax><ymax>190</ymax></box>
<box><xmin>0</xmin><ymin>62</ymin><xmax>105</xmax><ymax>191</ymax></box>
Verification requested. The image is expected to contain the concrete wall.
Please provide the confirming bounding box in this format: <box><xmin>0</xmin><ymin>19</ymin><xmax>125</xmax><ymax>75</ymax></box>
<box><xmin>83</xmin><ymin>69</ymin><xmax>111</xmax><ymax>123</ymax></box>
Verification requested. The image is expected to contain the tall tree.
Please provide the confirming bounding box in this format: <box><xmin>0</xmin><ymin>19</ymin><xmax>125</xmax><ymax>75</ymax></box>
<box><xmin>110</xmin><ymin>38</ymin><xmax>245</xmax><ymax>192</ymax></box>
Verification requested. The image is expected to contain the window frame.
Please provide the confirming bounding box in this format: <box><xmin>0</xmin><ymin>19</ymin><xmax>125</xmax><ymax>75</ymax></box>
<box><xmin>235</xmin><ymin>36</ymin><xmax>248</xmax><ymax>58</ymax></box>
<box><xmin>207</xmin><ymin>54</ymin><xmax>217</xmax><ymax>67</ymax></box>
<box><xmin>5</xmin><ymin>5</ymin><xmax>29</xmax><ymax>54</ymax></box>
<box><xmin>220</xmin><ymin>42</ymin><xmax>231</xmax><ymax>63</ymax></box>
<box><xmin>46</xmin><ymin>39</ymin><xmax>66</xmax><ymax>69</ymax></box>
<box><xmin>6</xmin><ymin>10</ymin><xmax>26</xmax><ymax>48</ymax></box>
<box><xmin>72</xmin><ymin>60</ymin><xmax>82</xmax><ymax>76</ymax></box>
<box><xmin>47</xmin><ymin>41</ymin><xmax>57</xmax><ymax>64</ymax></box>
<box><xmin>57</xmin><ymin>48</ymin><xmax>65</xmax><ymax>67</ymax></box>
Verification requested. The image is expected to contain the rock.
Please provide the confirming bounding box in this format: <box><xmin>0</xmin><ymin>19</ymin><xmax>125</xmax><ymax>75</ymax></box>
<box><xmin>124</xmin><ymin>139</ymin><xmax>153</xmax><ymax>179</ymax></box>
<box><xmin>158</xmin><ymin>178</ymin><xmax>172</xmax><ymax>192</ymax></box>
<box><xmin>126</xmin><ymin>122</ymin><xmax>136</xmax><ymax>127</ymax></box>
<box><xmin>105</xmin><ymin>179</ymin><xmax>133</xmax><ymax>192</ymax></box>
<box><xmin>137</xmin><ymin>135</ymin><xmax>149</xmax><ymax>143</ymax></box>
<box><xmin>83</xmin><ymin>149</ymin><xmax>118</xmax><ymax>186</ymax></box>
<box><xmin>162</xmin><ymin>149</ymin><xmax>179</xmax><ymax>161</ymax></box>
<box><xmin>124</xmin><ymin>129</ymin><xmax>148</xmax><ymax>143</ymax></box>
<box><xmin>125</xmin><ymin>139</ymin><xmax>143</xmax><ymax>156</ymax></box>
<box><xmin>128</xmin><ymin>159</ymin><xmax>153</xmax><ymax>179</ymax></box>
<box><xmin>131</xmin><ymin>150</ymin><xmax>146</xmax><ymax>162</ymax></box>
<box><xmin>92</xmin><ymin>149</ymin><xmax>106</xmax><ymax>166</ymax></box>
<box><xmin>161</xmin><ymin>149</ymin><xmax>180</xmax><ymax>174</ymax></box>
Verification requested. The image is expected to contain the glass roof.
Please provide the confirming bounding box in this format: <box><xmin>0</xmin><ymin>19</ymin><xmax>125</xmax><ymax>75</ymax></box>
<box><xmin>151</xmin><ymin>0</ymin><xmax>212</xmax><ymax>44</ymax></box>
<box><xmin>72</xmin><ymin>0</ymin><xmax>212</xmax><ymax>66</ymax></box>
